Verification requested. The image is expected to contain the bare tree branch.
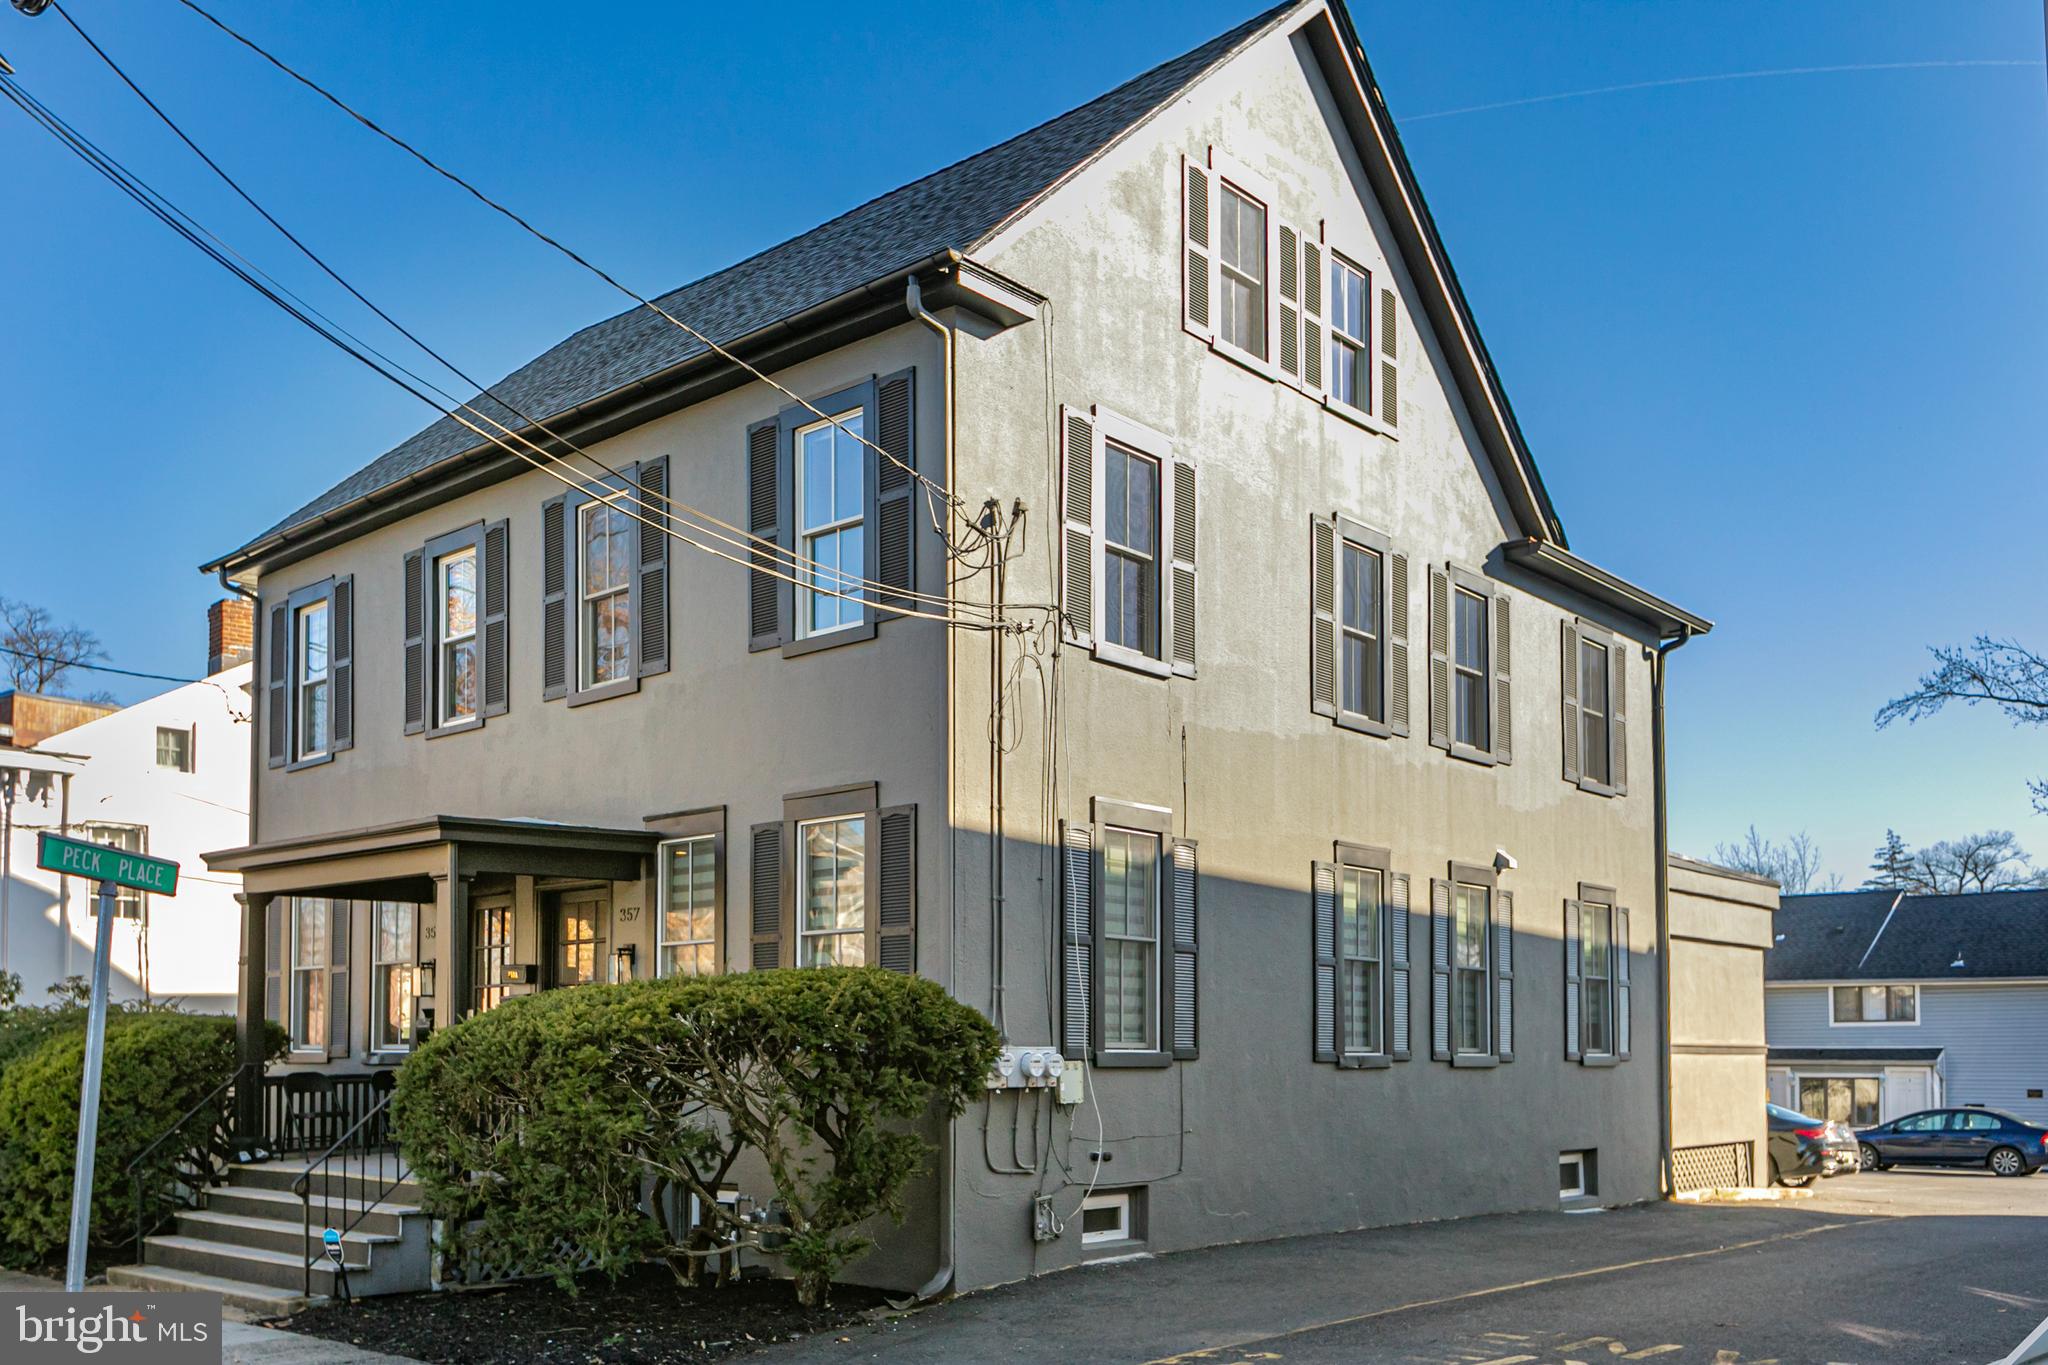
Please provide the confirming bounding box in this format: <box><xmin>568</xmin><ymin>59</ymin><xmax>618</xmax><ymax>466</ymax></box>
<box><xmin>0</xmin><ymin>598</ymin><xmax>108</xmax><ymax>696</ymax></box>
<box><xmin>1878</xmin><ymin>637</ymin><xmax>2048</xmax><ymax>813</ymax></box>
<box><xmin>1711</xmin><ymin>825</ymin><xmax>1840</xmax><ymax>894</ymax></box>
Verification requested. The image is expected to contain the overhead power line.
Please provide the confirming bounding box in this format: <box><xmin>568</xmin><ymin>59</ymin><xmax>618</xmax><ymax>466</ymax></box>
<box><xmin>0</xmin><ymin>643</ymin><xmax>200</xmax><ymax>687</ymax></box>
<box><xmin>48</xmin><ymin>1</ymin><xmax>1001</xmax><ymax>621</ymax></box>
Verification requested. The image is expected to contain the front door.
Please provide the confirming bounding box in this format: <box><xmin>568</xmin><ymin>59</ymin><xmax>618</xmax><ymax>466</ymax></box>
<box><xmin>470</xmin><ymin>894</ymin><xmax>514</xmax><ymax>1015</ymax></box>
<box><xmin>547</xmin><ymin>887</ymin><xmax>610</xmax><ymax>988</ymax></box>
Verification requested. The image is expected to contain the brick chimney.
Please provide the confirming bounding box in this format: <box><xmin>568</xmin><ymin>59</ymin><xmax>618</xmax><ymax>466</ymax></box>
<box><xmin>207</xmin><ymin>598</ymin><xmax>254</xmax><ymax>677</ymax></box>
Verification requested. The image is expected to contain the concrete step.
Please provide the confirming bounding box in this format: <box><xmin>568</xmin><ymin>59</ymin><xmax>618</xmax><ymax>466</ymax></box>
<box><xmin>105</xmin><ymin>1263</ymin><xmax>313</xmax><ymax>1317</ymax></box>
<box><xmin>143</xmin><ymin>1234</ymin><xmax>362</xmax><ymax>1296</ymax></box>
<box><xmin>228</xmin><ymin>1160</ymin><xmax>421</xmax><ymax>1206</ymax></box>
<box><xmin>176</xmin><ymin>1209</ymin><xmax>398</xmax><ymax>1258</ymax></box>
<box><xmin>205</xmin><ymin>1183</ymin><xmax>419</xmax><ymax>1236</ymax></box>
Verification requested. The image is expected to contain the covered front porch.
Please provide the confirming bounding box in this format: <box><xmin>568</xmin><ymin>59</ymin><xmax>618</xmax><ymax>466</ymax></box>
<box><xmin>206</xmin><ymin>813</ymin><xmax>663</xmax><ymax>1151</ymax></box>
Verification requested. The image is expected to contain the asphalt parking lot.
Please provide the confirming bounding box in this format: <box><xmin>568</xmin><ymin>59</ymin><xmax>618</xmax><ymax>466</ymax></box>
<box><xmin>761</xmin><ymin>1169</ymin><xmax>2048</xmax><ymax>1365</ymax></box>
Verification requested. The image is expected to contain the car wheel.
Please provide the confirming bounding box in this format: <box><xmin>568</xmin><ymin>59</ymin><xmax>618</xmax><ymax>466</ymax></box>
<box><xmin>1775</xmin><ymin>1167</ymin><xmax>1814</xmax><ymax>1187</ymax></box>
<box><xmin>1860</xmin><ymin>1143</ymin><xmax>1885</xmax><ymax>1172</ymax></box>
<box><xmin>1989</xmin><ymin>1146</ymin><xmax>2026</xmax><ymax>1177</ymax></box>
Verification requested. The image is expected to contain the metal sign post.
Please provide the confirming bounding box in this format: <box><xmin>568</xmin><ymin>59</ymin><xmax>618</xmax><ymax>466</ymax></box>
<box><xmin>36</xmin><ymin>832</ymin><xmax>180</xmax><ymax>1293</ymax></box>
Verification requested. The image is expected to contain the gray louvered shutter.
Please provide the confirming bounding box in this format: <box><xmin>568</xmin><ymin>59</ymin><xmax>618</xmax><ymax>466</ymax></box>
<box><xmin>1169</xmin><ymin>838</ymin><xmax>1198</xmax><ymax>1059</ymax></box>
<box><xmin>1561</xmin><ymin>622</ymin><xmax>1582</xmax><ymax>784</ymax></box>
<box><xmin>541</xmin><ymin>495</ymin><xmax>568</xmax><ymax>699</ymax></box>
<box><xmin>1388</xmin><ymin>872</ymin><xmax>1412</xmax><ymax>1061</ymax></box>
<box><xmin>1615</xmin><ymin>906</ymin><xmax>1632</xmax><ymax>1060</ymax></box>
<box><xmin>1388</xmin><ymin>551</ymin><xmax>1412</xmax><ymax>736</ymax></box>
<box><xmin>331</xmin><ymin>576</ymin><xmax>354</xmax><ymax>752</ymax></box>
<box><xmin>1378</xmin><ymin>285</ymin><xmax>1400</xmax><ymax>427</ymax></box>
<box><xmin>1426</xmin><ymin>567</ymin><xmax>1451</xmax><ymax>750</ymax></box>
<box><xmin>875</xmin><ymin>367</ymin><xmax>917</xmax><ymax>618</ymax></box>
<box><xmin>1302</xmin><ymin>232</ymin><xmax>1325</xmax><ymax>395</ymax></box>
<box><xmin>1429</xmin><ymin>878</ymin><xmax>1451</xmax><ymax>1061</ymax></box>
<box><xmin>749</xmin><ymin>822</ymin><xmax>782</xmax><ymax>970</ymax></box>
<box><xmin>1495</xmin><ymin>890</ymin><xmax>1515</xmax><ymax>1062</ymax></box>
<box><xmin>1491</xmin><ymin>593</ymin><xmax>1513</xmax><ymax>764</ymax></box>
<box><xmin>874</xmin><ymin>805</ymin><xmax>916</xmax><ymax>974</ymax></box>
<box><xmin>1060</xmin><ymin>407</ymin><xmax>1095</xmax><ymax>646</ymax></box>
<box><xmin>1060</xmin><ymin>822</ymin><xmax>1094</xmax><ymax>1060</ymax></box>
<box><xmin>1611</xmin><ymin>643</ymin><xmax>1629</xmax><ymax>795</ymax></box>
<box><xmin>263</xmin><ymin>898</ymin><xmax>284</xmax><ymax>1023</ymax></box>
<box><xmin>1277</xmin><ymin>222</ymin><xmax>1301</xmax><ymax>381</ymax></box>
<box><xmin>1169</xmin><ymin>460</ymin><xmax>1197</xmax><ymax>676</ymax></box>
<box><xmin>481</xmin><ymin>519</ymin><xmax>510</xmax><ymax>716</ymax></box>
<box><xmin>636</xmin><ymin>457</ymin><xmax>670</xmax><ymax>676</ymax></box>
<box><xmin>1564</xmin><ymin>900</ymin><xmax>1584</xmax><ymax>1062</ymax></box>
<box><xmin>265</xmin><ymin>602</ymin><xmax>288</xmax><ymax>767</ymax></box>
<box><xmin>1182</xmin><ymin>156</ymin><xmax>1214</xmax><ymax>339</ymax></box>
<box><xmin>326</xmin><ymin>899</ymin><xmax>350</xmax><ymax>1060</ymax></box>
<box><xmin>1311</xmin><ymin>861</ymin><xmax>1337</xmax><ymax>1063</ymax></box>
<box><xmin>747</xmin><ymin>418</ymin><xmax>788</xmax><ymax>651</ymax></box>
<box><xmin>1310</xmin><ymin>518</ymin><xmax>1337</xmax><ymax>718</ymax></box>
<box><xmin>400</xmin><ymin>549</ymin><xmax>426</xmax><ymax>733</ymax></box>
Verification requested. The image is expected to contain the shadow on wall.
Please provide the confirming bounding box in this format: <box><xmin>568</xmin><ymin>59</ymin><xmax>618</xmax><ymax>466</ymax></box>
<box><xmin>2</xmin><ymin>870</ymin><xmax>155</xmax><ymax>1005</ymax></box>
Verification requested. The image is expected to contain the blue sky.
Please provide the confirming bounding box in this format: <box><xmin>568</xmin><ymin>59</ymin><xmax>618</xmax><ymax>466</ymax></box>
<box><xmin>1</xmin><ymin>2</ymin><xmax>2042</xmax><ymax>885</ymax></box>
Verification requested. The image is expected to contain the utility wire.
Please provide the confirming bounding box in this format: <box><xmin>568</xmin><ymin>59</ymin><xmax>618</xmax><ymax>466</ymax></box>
<box><xmin>170</xmin><ymin>0</ymin><xmax>970</xmax><ymax>528</ymax></box>
<box><xmin>0</xmin><ymin>643</ymin><xmax>199</xmax><ymax>687</ymax></box>
<box><xmin>50</xmin><ymin>1</ymin><xmax>998</xmax><ymax>619</ymax></box>
<box><xmin>0</xmin><ymin>74</ymin><xmax>1007</xmax><ymax>632</ymax></box>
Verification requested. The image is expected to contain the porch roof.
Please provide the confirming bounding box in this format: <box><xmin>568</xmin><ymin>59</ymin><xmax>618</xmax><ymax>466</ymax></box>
<box><xmin>1768</xmin><ymin>1047</ymin><xmax>1945</xmax><ymax>1065</ymax></box>
<box><xmin>204</xmin><ymin>814</ymin><xmax>659</xmax><ymax>899</ymax></box>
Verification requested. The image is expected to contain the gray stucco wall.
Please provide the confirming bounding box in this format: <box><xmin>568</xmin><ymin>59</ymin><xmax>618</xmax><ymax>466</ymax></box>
<box><xmin>941</xmin><ymin>21</ymin><xmax>1667</xmax><ymax>1288</ymax></box>
<box><xmin>1767</xmin><ymin>983</ymin><xmax>2048</xmax><ymax>1125</ymax></box>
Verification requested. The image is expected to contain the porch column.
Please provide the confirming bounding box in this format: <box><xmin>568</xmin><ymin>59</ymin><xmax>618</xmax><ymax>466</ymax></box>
<box><xmin>233</xmin><ymin>890</ymin><xmax>272</xmax><ymax>1145</ymax></box>
<box><xmin>429</xmin><ymin>866</ymin><xmax>471</xmax><ymax>1031</ymax></box>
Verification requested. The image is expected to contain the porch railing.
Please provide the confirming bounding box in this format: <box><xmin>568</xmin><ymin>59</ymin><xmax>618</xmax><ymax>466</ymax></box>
<box><xmin>127</xmin><ymin>1062</ymin><xmax>257</xmax><ymax>1253</ymax></box>
<box><xmin>292</xmin><ymin>1090</ymin><xmax>410</xmax><ymax>1298</ymax></box>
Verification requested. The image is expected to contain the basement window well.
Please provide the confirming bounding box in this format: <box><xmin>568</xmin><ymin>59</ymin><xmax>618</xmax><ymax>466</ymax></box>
<box><xmin>1080</xmin><ymin>1190</ymin><xmax>1135</xmax><ymax>1246</ymax></box>
<box><xmin>1560</xmin><ymin>1151</ymin><xmax>1595</xmax><ymax>1201</ymax></box>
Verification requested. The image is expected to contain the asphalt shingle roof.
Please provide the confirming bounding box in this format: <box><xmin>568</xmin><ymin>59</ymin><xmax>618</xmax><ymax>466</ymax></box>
<box><xmin>220</xmin><ymin>3</ymin><xmax>1294</xmax><ymax>564</ymax></box>
<box><xmin>1767</xmin><ymin>889</ymin><xmax>2048</xmax><ymax>982</ymax></box>
<box><xmin>1767</xmin><ymin>1047</ymin><xmax>1945</xmax><ymax>1063</ymax></box>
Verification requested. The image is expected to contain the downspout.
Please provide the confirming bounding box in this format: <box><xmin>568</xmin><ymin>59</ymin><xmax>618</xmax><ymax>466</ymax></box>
<box><xmin>1653</xmin><ymin>623</ymin><xmax>1694</xmax><ymax>1197</ymax></box>
<box><xmin>904</xmin><ymin>273</ymin><xmax>959</xmax><ymax>1302</ymax></box>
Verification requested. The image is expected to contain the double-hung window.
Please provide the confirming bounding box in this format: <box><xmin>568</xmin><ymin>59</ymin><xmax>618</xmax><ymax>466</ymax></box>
<box><xmin>1338</xmin><ymin>863</ymin><xmax>1383</xmax><ymax>1057</ymax></box>
<box><xmin>797</xmin><ymin>411</ymin><xmax>867</xmax><ymax>638</ymax></box>
<box><xmin>155</xmin><ymin>726</ymin><xmax>193</xmax><ymax>772</ymax></box>
<box><xmin>290</xmin><ymin>897</ymin><xmax>329</xmax><ymax>1053</ymax></box>
<box><xmin>798</xmin><ymin>815</ymin><xmax>868</xmax><ymax>967</ymax></box>
<box><xmin>1100</xmin><ymin>826</ymin><xmax>1160</xmax><ymax>1053</ymax></box>
<box><xmin>1831</xmin><ymin>983</ymin><xmax>1917</xmax><ymax>1023</ymax></box>
<box><xmin>1103</xmin><ymin>441</ymin><xmax>1161</xmax><ymax>659</ymax></box>
<box><xmin>1452</xmin><ymin>588</ymin><xmax>1488</xmax><ymax>751</ymax></box>
<box><xmin>1217</xmin><ymin>185</ymin><xmax>1267</xmax><ymax>358</ymax></box>
<box><xmin>1578</xmin><ymin>636</ymin><xmax>1610</xmax><ymax>787</ymax></box>
<box><xmin>84</xmin><ymin>824</ymin><xmax>147</xmax><ymax>919</ymax></box>
<box><xmin>580</xmin><ymin>500</ymin><xmax>634</xmax><ymax>687</ymax></box>
<box><xmin>437</xmin><ymin>545</ymin><xmax>479</xmax><ymax>726</ymax></box>
<box><xmin>296</xmin><ymin>600</ymin><xmax>331</xmax><ymax>761</ymax></box>
<box><xmin>1582</xmin><ymin>900</ymin><xmax>1614</xmax><ymax>1057</ymax></box>
<box><xmin>1340</xmin><ymin>541</ymin><xmax>1383</xmax><ymax>723</ymax></box>
<box><xmin>370</xmin><ymin>901</ymin><xmax>416</xmax><ymax>1053</ymax></box>
<box><xmin>1329</xmin><ymin>255</ymin><xmax>1370</xmax><ymax>411</ymax></box>
<box><xmin>1566</xmin><ymin>890</ymin><xmax>1629</xmax><ymax>1064</ymax></box>
<box><xmin>1430</xmin><ymin>564</ymin><xmax>1509</xmax><ymax>765</ymax></box>
<box><xmin>659</xmin><ymin>836</ymin><xmax>720</xmax><ymax>977</ymax></box>
<box><xmin>1562</xmin><ymin>619</ymin><xmax>1626</xmax><ymax>794</ymax></box>
<box><xmin>1451</xmin><ymin>881</ymin><xmax>1490</xmax><ymax>1056</ymax></box>
<box><xmin>1312</xmin><ymin>518</ymin><xmax>1407</xmax><ymax>737</ymax></box>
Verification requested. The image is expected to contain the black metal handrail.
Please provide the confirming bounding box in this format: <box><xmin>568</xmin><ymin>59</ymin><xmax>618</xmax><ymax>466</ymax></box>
<box><xmin>126</xmin><ymin>1062</ymin><xmax>253</xmax><ymax>1253</ymax></box>
<box><xmin>292</xmin><ymin>1090</ymin><xmax>409</xmax><ymax>1298</ymax></box>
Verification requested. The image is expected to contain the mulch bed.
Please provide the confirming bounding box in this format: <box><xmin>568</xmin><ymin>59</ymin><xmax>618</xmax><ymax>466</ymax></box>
<box><xmin>275</xmin><ymin>1265</ymin><xmax>897</xmax><ymax>1365</ymax></box>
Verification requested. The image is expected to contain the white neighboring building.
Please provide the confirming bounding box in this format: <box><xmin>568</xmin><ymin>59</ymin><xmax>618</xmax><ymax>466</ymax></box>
<box><xmin>0</xmin><ymin>602</ymin><xmax>252</xmax><ymax>1013</ymax></box>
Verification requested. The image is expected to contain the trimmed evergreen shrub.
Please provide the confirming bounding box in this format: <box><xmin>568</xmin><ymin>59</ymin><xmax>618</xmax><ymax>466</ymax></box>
<box><xmin>394</xmin><ymin>968</ymin><xmax>999</xmax><ymax>1304</ymax></box>
<box><xmin>0</xmin><ymin>1010</ymin><xmax>280</xmax><ymax>1267</ymax></box>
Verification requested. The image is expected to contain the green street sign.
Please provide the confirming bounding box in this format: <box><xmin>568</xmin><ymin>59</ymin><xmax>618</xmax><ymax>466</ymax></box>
<box><xmin>36</xmin><ymin>831</ymin><xmax>179</xmax><ymax>896</ymax></box>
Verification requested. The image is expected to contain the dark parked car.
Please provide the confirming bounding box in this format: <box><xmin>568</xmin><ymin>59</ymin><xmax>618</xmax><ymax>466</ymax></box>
<box><xmin>1857</xmin><ymin>1108</ymin><xmax>2048</xmax><ymax>1177</ymax></box>
<box><xmin>1768</xmin><ymin>1103</ymin><xmax>1859</xmax><ymax>1186</ymax></box>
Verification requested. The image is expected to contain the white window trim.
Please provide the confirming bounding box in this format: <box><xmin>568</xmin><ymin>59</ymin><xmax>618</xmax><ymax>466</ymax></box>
<box><xmin>294</xmin><ymin>600</ymin><xmax>331</xmax><ymax>763</ymax></box>
<box><xmin>1079</xmin><ymin>1190</ymin><xmax>1132</xmax><ymax>1245</ymax></box>
<box><xmin>793</xmin><ymin>408</ymin><xmax>867</xmax><ymax>641</ymax></box>
<box><xmin>1099</xmin><ymin>824</ymin><xmax>1163</xmax><ymax>1054</ymax></box>
<box><xmin>1581</xmin><ymin>899</ymin><xmax>1618</xmax><ymax>1059</ymax></box>
<box><xmin>288</xmin><ymin>898</ymin><xmax>327</xmax><ymax>1056</ymax></box>
<box><xmin>577</xmin><ymin>499</ymin><xmax>633</xmax><ymax>690</ymax></box>
<box><xmin>1451</xmin><ymin>585</ymin><xmax>1490</xmax><ymax>753</ymax></box>
<box><xmin>656</xmin><ymin>836</ymin><xmax>720</xmax><ymax>978</ymax></box>
<box><xmin>1337</xmin><ymin>862</ymin><xmax>1386</xmax><ymax>1058</ymax></box>
<box><xmin>1088</xmin><ymin>408</ymin><xmax>1178</xmax><ymax>679</ymax></box>
<box><xmin>435</xmin><ymin>545</ymin><xmax>481</xmax><ymax>730</ymax></box>
<box><xmin>1335</xmin><ymin>526</ymin><xmax>1388</xmax><ymax>734</ymax></box>
<box><xmin>369</xmin><ymin>901</ymin><xmax>416</xmax><ymax>1056</ymax></box>
<box><xmin>82</xmin><ymin>824</ymin><xmax>148</xmax><ymax>919</ymax></box>
<box><xmin>1203</xmin><ymin>148</ymin><xmax>1280</xmax><ymax>381</ymax></box>
<box><xmin>796</xmin><ymin>814</ymin><xmax>869</xmax><ymax>969</ymax></box>
<box><xmin>154</xmin><ymin>725</ymin><xmax>194</xmax><ymax>772</ymax></box>
<box><xmin>1559</xmin><ymin>1152</ymin><xmax>1588</xmax><ymax>1200</ymax></box>
<box><xmin>1319</xmin><ymin>239</ymin><xmax>1398</xmax><ymax>438</ymax></box>
<box><xmin>1451</xmin><ymin>881</ymin><xmax>1492</xmax><ymax>1057</ymax></box>
<box><xmin>1828</xmin><ymin>983</ymin><xmax>1922</xmax><ymax>1027</ymax></box>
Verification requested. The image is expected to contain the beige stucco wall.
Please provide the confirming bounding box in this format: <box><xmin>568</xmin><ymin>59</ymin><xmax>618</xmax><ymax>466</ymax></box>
<box><xmin>1668</xmin><ymin>855</ymin><xmax>1778</xmax><ymax>1183</ymax></box>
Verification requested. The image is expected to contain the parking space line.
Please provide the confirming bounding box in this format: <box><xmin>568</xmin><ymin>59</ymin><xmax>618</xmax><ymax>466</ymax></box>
<box><xmin>1137</xmin><ymin>1221</ymin><xmax>1871</xmax><ymax>1365</ymax></box>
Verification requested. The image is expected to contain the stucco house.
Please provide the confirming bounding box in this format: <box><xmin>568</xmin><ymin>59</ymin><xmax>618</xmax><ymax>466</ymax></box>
<box><xmin>120</xmin><ymin>0</ymin><xmax>1716</xmax><ymax>1305</ymax></box>
<box><xmin>0</xmin><ymin>603</ymin><xmax>251</xmax><ymax>1012</ymax></box>
<box><xmin>1766</xmin><ymin>888</ymin><xmax>2048</xmax><ymax>1127</ymax></box>
<box><xmin>1666</xmin><ymin>855</ymin><xmax>1778</xmax><ymax>1191</ymax></box>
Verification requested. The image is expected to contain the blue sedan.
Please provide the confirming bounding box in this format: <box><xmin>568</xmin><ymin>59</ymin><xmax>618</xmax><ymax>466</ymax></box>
<box><xmin>1857</xmin><ymin>1108</ymin><xmax>2048</xmax><ymax>1177</ymax></box>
